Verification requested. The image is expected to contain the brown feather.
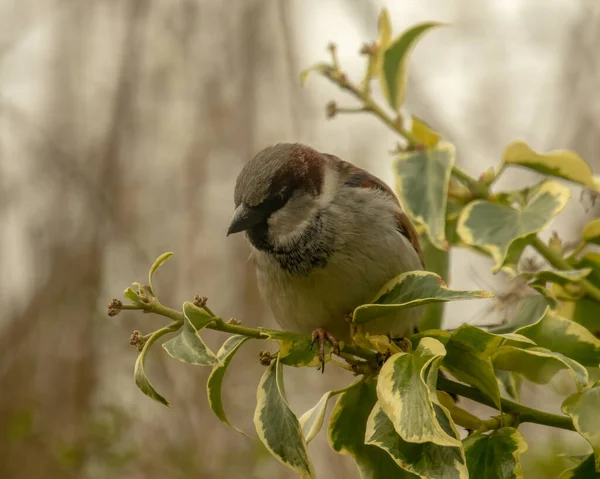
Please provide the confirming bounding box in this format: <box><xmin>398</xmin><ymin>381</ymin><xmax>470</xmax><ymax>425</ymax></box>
<box><xmin>325</xmin><ymin>153</ymin><xmax>425</xmax><ymax>268</ymax></box>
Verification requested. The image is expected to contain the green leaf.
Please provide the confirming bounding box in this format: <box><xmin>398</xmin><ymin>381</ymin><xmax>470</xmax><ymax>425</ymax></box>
<box><xmin>496</xmin><ymin>370</ymin><xmax>523</xmax><ymax>401</ymax></box>
<box><xmin>443</xmin><ymin>325</ymin><xmax>503</xmax><ymax>408</ymax></box>
<box><xmin>328</xmin><ymin>379</ymin><xmax>417</xmax><ymax>478</ymax></box>
<box><xmin>123</xmin><ymin>287</ymin><xmax>142</xmax><ymax>305</ymax></box>
<box><xmin>515</xmin><ymin>311</ymin><xmax>600</xmax><ymax>367</ymax></box>
<box><xmin>353</xmin><ymin>271</ymin><xmax>493</xmax><ymax>325</ymax></box>
<box><xmin>148</xmin><ymin>252</ymin><xmax>173</xmax><ymax>296</ymax></box>
<box><xmin>366</xmin><ymin>402</ymin><xmax>468</xmax><ymax>479</ymax></box>
<box><xmin>261</xmin><ymin>329</ymin><xmax>331</xmax><ymax>368</ymax></box>
<box><xmin>300</xmin><ymin>62</ymin><xmax>334</xmax><ymax>86</ymax></box>
<box><xmin>411</xmin><ymin>116</ymin><xmax>442</xmax><ymax>148</ymax></box>
<box><xmin>562</xmin><ymin>382</ymin><xmax>600</xmax><ymax>472</ymax></box>
<box><xmin>182</xmin><ymin>301</ymin><xmax>215</xmax><ymax>329</ymax></box>
<box><xmin>162</xmin><ymin>306</ymin><xmax>219</xmax><ymax>366</ymax></box>
<box><xmin>457</xmin><ymin>180</ymin><xmax>571</xmax><ymax>272</ymax></box>
<box><xmin>366</xmin><ymin>9</ymin><xmax>393</xmax><ymax>80</ymax></box>
<box><xmin>463</xmin><ymin>427</ymin><xmax>528</xmax><ymax>479</ymax></box>
<box><xmin>254</xmin><ymin>359</ymin><xmax>315</xmax><ymax>478</ymax></box>
<box><xmin>380</xmin><ymin>22</ymin><xmax>443</xmax><ymax>111</ymax></box>
<box><xmin>207</xmin><ymin>335</ymin><xmax>250</xmax><ymax>434</ymax></box>
<box><xmin>584</xmin><ymin>219</ymin><xmax>600</xmax><ymax>245</ymax></box>
<box><xmin>377</xmin><ymin>337</ymin><xmax>461</xmax><ymax>447</ymax></box>
<box><xmin>523</xmin><ymin>268</ymin><xmax>592</xmax><ymax>286</ymax></box>
<box><xmin>134</xmin><ymin>330</ymin><xmax>171</xmax><ymax>407</ymax></box>
<box><xmin>420</xmin><ymin>230</ymin><xmax>450</xmax><ymax>331</ymax></box>
<box><xmin>299</xmin><ymin>381</ymin><xmax>361</xmax><ymax>444</ymax></box>
<box><xmin>394</xmin><ymin>143</ymin><xmax>455</xmax><ymax>250</ymax></box>
<box><xmin>492</xmin><ymin>345</ymin><xmax>588</xmax><ymax>391</ymax></box>
<box><xmin>560</xmin><ymin>454</ymin><xmax>600</xmax><ymax>478</ymax></box>
<box><xmin>491</xmin><ymin>294</ymin><xmax>554</xmax><ymax>334</ymax></box>
<box><xmin>299</xmin><ymin>391</ymin><xmax>336</xmax><ymax>444</ymax></box>
<box><xmin>503</xmin><ymin>140</ymin><xmax>597</xmax><ymax>190</ymax></box>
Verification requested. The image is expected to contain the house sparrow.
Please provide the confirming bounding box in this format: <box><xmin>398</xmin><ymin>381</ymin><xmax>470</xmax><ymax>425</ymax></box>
<box><xmin>228</xmin><ymin>143</ymin><xmax>424</xmax><ymax>368</ymax></box>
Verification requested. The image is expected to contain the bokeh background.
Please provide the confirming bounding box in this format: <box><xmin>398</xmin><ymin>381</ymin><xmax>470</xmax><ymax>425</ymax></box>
<box><xmin>1</xmin><ymin>1</ymin><xmax>599</xmax><ymax>477</ymax></box>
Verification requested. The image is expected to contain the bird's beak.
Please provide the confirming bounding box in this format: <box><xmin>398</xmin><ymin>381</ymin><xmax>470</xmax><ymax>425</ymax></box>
<box><xmin>227</xmin><ymin>204</ymin><xmax>266</xmax><ymax>236</ymax></box>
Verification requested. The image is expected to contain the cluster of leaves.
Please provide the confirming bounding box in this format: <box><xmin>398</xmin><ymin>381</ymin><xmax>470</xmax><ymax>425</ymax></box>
<box><xmin>110</xmin><ymin>11</ymin><xmax>600</xmax><ymax>479</ymax></box>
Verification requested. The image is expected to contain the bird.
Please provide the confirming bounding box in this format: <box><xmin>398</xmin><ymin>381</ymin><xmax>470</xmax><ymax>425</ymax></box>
<box><xmin>227</xmin><ymin>143</ymin><xmax>424</xmax><ymax>369</ymax></box>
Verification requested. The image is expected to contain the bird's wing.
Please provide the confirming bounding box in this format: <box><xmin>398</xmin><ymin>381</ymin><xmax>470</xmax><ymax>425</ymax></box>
<box><xmin>326</xmin><ymin>154</ymin><xmax>424</xmax><ymax>267</ymax></box>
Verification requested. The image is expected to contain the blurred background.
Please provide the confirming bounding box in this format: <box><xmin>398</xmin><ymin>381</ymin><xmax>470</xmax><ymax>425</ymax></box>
<box><xmin>1</xmin><ymin>0</ymin><xmax>599</xmax><ymax>477</ymax></box>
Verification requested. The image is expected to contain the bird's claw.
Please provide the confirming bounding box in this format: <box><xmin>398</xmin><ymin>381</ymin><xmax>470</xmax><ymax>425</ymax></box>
<box><xmin>310</xmin><ymin>328</ymin><xmax>340</xmax><ymax>373</ymax></box>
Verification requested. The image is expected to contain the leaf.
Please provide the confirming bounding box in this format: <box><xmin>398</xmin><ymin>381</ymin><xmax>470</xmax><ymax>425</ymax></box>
<box><xmin>366</xmin><ymin>402</ymin><xmax>468</xmax><ymax>479</ymax></box>
<box><xmin>134</xmin><ymin>330</ymin><xmax>171</xmax><ymax>407</ymax></box>
<box><xmin>261</xmin><ymin>329</ymin><xmax>332</xmax><ymax>368</ymax></box>
<box><xmin>493</xmin><ymin>346</ymin><xmax>588</xmax><ymax>391</ymax></box>
<box><xmin>300</xmin><ymin>62</ymin><xmax>334</xmax><ymax>86</ymax></box>
<box><xmin>182</xmin><ymin>301</ymin><xmax>215</xmax><ymax>330</ymax></box>
<box><xmin>299</xmin><ymin>381</ymin><xmax>361</xmax><ymax>444</ymax></box>
<box><xmin>148</xmin><ymin>251</ymin><xmax>173</xmax><ymax>296</ymax></box>
<box><xmin>463</xmin><ymin>427</ymin><xmax>528</xmax><ymax>479</ymax></box>
<box><xmin>442</xmin><ymin>325</ymin><xmax>503</xmax><ymax>408</ymax></box>
<box><xmin>207</xmin><ymin>335</ymin><xmax>250</xmax><ymax>433</ymax></box>
<box><xmin>523</xmin><ymin>268</ymin><xmax>592</xmax><ymax>286</ymax></box>
<box><xmin>377</xmin><ymin>337</ymin><xmax>461</xmax><ymax>447</ymax></box>
<box><xmin>299</xmin><ymin>391</ymin><xmax>336</xmax><ymax>444</ymax></box>
<box><xmin>515</xmin><ymin>311</ymin><xmax>600</xmax><ymax>367</ymax></box>
<box><xmin>491</xmin><ymin>294</ymin><xmax>553</xmax><ymax>334</ymax></box>
<box><xmin>411</xmin><ymin>116</ymin><xmax>442</xmax><ymax>148</ymax></box>
<box><xmin>394</xmin><ymin>143</ymin><xmax>455</xmax><ymax>250</ymax></box>
<box><xmin>457</xmin><ymin>180</ymin><xmax>571</xmax><ymax>272</ymax></box>
<box><xmin>162</xmin><ymin>305</ymin><xmax>219</xmax><ymax>366</ymax></box>
<box><xmin>560</xmin><ymin>454</ymin><xmax>600</xmax><ymax>478</ymax></box>
<box><xmin>562</xmin><ymin>382</ymin><xmax>600</xmax><ymax>472</ymax></box>
<box><xmin>496</xmin><ymin>370</ymin><xmax>523</xmax><ymax>401</ymax></box>
<box><xmin>420</xmin><ymin>232</ymin><xmax>450</xmax><ymax>331</ymax></box>
<box><xmin>328</xmin><ymin>379</ymin><xmax>417</xmax><ymax>479</ymax></box>
<box><xmin>366</xmin><ymin>9</ymin><xmax>393</xmax><ymax>80</ymax></box>
<box><xmin>584</xmin><ymin>219</ymin><xmax>600</xmax><ymax>245</ymax></box>
<box><xmin>123</xmin><ymin>287</ymin><xmax>142</xmax><ymax>305</ymax></box>
<box><xmin>353</xmin><ymin>271</ymin><xmax>493</xmax><ymax>325</ymax></box>
<box><xmin>254</xmin><ymin>359</ymin><xmax>315</xmax><ymax>478</ymax></box>
<box><xmin>380</xmin><ymin>22</ymin><xmax>443</xmax><ymax>111</ymax></box>
<box><xmin>503</xmin><ymin>140</ymin><xmax>597</xmax><ymax>190</ymax></box>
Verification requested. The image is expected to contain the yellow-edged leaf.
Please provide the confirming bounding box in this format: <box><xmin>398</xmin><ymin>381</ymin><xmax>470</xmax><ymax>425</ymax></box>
<box><xmin>394</xmin><ymin>143</ymin><xmax>455</xmax><ymax>250</ymax></box>
<box><xmin>254</xmin><ymin>359</ymin><xmax>315</xmax><ymax>478</ymax></box>
<box><xmin>353</xmin><ymin>271</ymin><xmax>493</xmax><ymax>325</ymax></box>
<box><xmin>504</xmin><ymin>141</ymin><xmax>597</xmax><ymax>190</ymax></box>
<box><xmin>562</xmin><ymin>382</ymin><xmax>600</xmax><ymax>472</ymax></box>
<box><xmin>457</xmin><ymin>180</ymin><xmax>571</xmax><ymax>272</ymax></box>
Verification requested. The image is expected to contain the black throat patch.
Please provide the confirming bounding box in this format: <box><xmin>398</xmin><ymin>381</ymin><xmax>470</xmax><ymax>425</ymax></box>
<box><xmin>246</xmin><ymin>211</ymin><xmax>335</xmax><ymax>276</ymax></box>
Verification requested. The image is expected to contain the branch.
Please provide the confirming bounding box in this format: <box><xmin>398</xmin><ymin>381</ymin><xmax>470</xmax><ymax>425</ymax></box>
<box><xmin>320</xmin><ymin>63</ymin><xmax>489</xmax><ymax>199</ymax></box>
<box><xmin>114</xmin><ymin>297</ymin><xmax>576</xmax><ymax>432</ymax></box>
<box><xmin>437</xmin><ymin>376</ymin><xmax>575</xmax><ymax>432</ymax></box>
<box><xmin>531</xmin><ymin>236</ymin><xmax>600</xmax><ymax>302</ymax></box>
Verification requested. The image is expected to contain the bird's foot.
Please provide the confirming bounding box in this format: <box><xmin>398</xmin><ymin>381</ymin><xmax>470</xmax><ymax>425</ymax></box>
<box><xmin>310</xmin><ymin>328</ymin><xmax>340</xmax><ymax>373</ymax></box>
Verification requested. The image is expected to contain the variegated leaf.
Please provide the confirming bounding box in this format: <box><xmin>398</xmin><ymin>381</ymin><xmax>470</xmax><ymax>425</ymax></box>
<box><xmin>353</xmin><ymin>271</ymin><xmax>493</xmax><ymax>325</ymax></box>
<box><xmin>254</xmin><ymin>359</ymin><xmax>315</xmax><ymax>478</ymax></box>
<box><xmin>457</xmin><ymin>180</ymin><xmax>571</xmax><ymax>272</ymax></box>
<box><xmin>562</xmin><ymin>382</ymin><xmax>600</xmax><ymax>472</ymax></box>
<box><xmin>503</xmin><ymin>140</ymin><xmax>597</xmax><ymax>190</ymax></box>
<box><xmin>493</xmin><ymin>346</ymin><xmax>588</xmax><ymax>391</ymax></box>
<box><xmin>463</xmin><ymin>427</ymin><xmax>528</xmax><ymax>479</ymax></box>
<box><xmin>162</xmin><ymin>303</ymin><xmax>218</xmax><ymax>366</ymax></box>
<box><xmin>376</xmin><ymin>337</ymin><xmax>461</xmax><ymax>447</ymax></box>
<box><xmin>366</xmin><ymin>402</ymin><xmax>467</xmax><ymax>478</ymax></box>
<box><xmin>515</xmin><ymin>311</ymin><xmax>600</xmax><ymax>367</ymax></box>
<box><xmin>394</xmin><ymin>143</ymin><xmax>454</xmax><ymax>250</ymax></box>
<box><xmin>207</xmin><ymin>335</ymin><xmax>250</xmax><ymax>434</ymax></box>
